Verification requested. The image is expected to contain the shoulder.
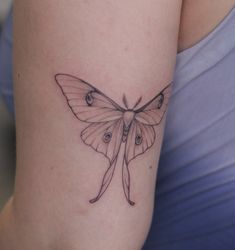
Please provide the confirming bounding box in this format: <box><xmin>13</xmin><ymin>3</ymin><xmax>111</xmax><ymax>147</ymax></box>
<box><xmin>178</xmin><ymin>0</ymin><xmax>235</xmax><ymax>52</ymax></box>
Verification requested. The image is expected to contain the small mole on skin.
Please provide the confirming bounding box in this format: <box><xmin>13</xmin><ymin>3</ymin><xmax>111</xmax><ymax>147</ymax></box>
<box><xmin>17</xmin><ymin>73</ymin><xmax>20</xmax><ymax>78</ymax></box>
<box><xmin>124</xmin><ymin>45</ymin><xmax>129</xmax><ymax>52</ymax></box>
<box><xmin>50</xmin><ymin>165</ymin><xmax>55</xmax><ymax>170</ymax></box>
<box><xmin>149</xmin><ymin>165</ymin><xmax>153</xmax><ymax>169</ymax></box>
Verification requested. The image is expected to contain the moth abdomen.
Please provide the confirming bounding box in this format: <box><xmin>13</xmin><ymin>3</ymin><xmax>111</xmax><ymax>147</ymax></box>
<box><xmin>122</xmin><ymin>127</ymin><xmax>129</xmax><ymax>142</ymax></box>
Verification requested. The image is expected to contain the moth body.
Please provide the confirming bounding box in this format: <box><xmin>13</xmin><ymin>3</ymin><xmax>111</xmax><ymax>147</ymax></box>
<box><xmin>122</xmin><ymin>110</ymin><xmax>135</xmax><ymax>142</ymax></box>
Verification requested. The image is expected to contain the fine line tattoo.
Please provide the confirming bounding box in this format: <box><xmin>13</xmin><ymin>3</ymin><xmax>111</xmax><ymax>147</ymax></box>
<box><xmin>55</xmin><ymin>74</ymin><xmax>171</xmax><ymax>205</ymax></box>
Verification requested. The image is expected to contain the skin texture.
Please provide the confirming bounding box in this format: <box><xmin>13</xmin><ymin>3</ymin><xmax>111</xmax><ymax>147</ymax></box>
<box><xmin>0</xmin><ymin>1</ymin><xmax>234</xmax><ymax>249</ymax></box>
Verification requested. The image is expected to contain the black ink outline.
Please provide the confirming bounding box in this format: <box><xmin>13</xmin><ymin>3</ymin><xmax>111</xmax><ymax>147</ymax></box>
<box><xmin>55</xmin><ymin>73</ymin><xmax>172</xmax><ymax>206</ymax></box>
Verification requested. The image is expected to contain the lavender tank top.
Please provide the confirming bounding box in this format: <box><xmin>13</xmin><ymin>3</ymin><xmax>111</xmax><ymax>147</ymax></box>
<box><xmin>144</xmin><ymin>7</ymin><xmax>235</xmax><ymax>250</ymax></box>
<box><xmin>0</xmin><ymin>7</ymin><xmax>235</xmax><ymax>250</ymax></box>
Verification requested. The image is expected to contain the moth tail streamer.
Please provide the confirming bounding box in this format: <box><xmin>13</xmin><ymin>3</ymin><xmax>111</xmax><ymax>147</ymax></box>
<box><xmin>89</xmin><ymin>158</ymin><xmax>118</xmax><ymax>204</ymax></box>
<box><xmin>122</xmin><ymin>158</ymin><xmax>135</xmax><ymax>206</ymax></box>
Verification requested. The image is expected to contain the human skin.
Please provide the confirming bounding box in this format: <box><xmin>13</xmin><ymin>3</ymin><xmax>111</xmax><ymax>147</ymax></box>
<box><xmin>0</xmin><ymin>0</ymin><xmax>235</xmax><ymax>250</ymax></box>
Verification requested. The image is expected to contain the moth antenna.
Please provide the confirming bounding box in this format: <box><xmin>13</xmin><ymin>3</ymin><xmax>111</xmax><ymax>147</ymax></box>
<box><xmin>133</xmin><ymin>96</ymin><xmax>142</xmax><ymax>109</ymax></box>
<box><xmin>122</xmin><ymin>94</ymin><xmax>129</xmax><ymax>109</ymax></box>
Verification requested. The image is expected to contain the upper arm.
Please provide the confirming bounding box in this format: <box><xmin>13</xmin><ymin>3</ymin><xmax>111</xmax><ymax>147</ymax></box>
<box><xmin>1</xmin><ymin>1</ymin><xmax>182</xmax><ymax>249</ymax></box>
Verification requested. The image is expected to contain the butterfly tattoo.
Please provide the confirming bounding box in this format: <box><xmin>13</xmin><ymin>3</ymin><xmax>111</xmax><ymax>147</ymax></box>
<box><xmin>55</xmin><ymin>74</ymin><xmax>171</xmax><ymax>206</ymax></box>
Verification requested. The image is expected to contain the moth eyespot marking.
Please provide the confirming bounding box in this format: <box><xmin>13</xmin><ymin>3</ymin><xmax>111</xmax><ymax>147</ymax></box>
<box><xmin>157</xmin><ymin>94</ymin><xmax>164</xmax><ymax>109</ymax></box>
<box><xmin>85</xmin><ymin>92</ymin><xmax>94</xmax><ymax>106</ymax></box>
<box><xmin>103</xmin><ymin>132</ymin><xmax>112</xmax><ymax>143</ymax></box>
<box><xmin>135</xmin><ymin>135</ymin><xmax>142</xmax><ymax>145</ymax></box>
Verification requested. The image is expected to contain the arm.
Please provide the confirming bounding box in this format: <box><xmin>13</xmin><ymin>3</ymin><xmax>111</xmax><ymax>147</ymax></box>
<box><xmin>0</xmin><ymin>1</ymin><xmax>182</xmax><ymax>249</ymax></box>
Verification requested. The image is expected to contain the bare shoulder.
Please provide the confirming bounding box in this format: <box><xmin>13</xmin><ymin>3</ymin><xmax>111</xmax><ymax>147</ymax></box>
<box><xmin>178</xmin><ymin>0</ymin><xmax>235</xmax><ymax>52</ymax></box>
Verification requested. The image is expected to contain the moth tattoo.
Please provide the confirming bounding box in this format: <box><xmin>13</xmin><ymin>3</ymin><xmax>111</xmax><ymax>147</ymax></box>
<box><xmin>55</xmin><ymin>74</ymin><xmax>171</xmax><ymax>205</ymax></box>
